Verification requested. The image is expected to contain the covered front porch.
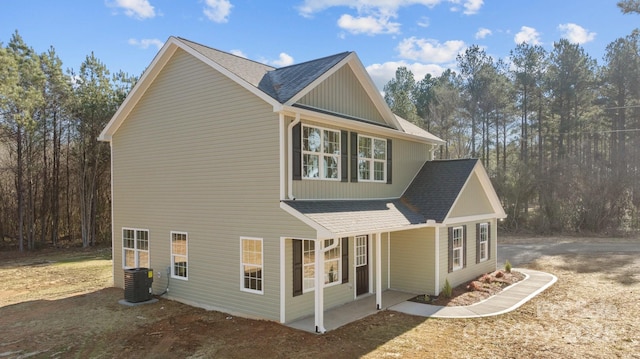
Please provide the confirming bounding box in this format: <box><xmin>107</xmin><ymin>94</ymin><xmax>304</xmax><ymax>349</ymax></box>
<box><xmin>286</xmin><ymin>290</ymin><xmax>416</xmax><ymax>333</ymax></box>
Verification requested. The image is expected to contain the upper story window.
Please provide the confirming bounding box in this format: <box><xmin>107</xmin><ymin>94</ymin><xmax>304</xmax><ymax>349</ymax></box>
<box><xmin>302</xmin><ymin>125</ymin><xmax>340</xmax><ymax>180</ymax></box>
<box><xmin>123</xmin><ymin>228</ymin><xmax>149</xmax><ymax>269</ymax></box>
<box><xmin>358</xmin><ymin>135</ymin><xmax>386</xmax><ymax>182</ymax></box>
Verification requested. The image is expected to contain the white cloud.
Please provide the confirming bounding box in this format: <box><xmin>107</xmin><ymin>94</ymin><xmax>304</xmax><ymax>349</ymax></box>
<box><xmin>514</xmin><ymin>26</ymin><xmax>541</xmax><ymax>45</ymax></box>
<box><xmin>128</xmin><ymin>38</ymin><xmax>164</xmax><ymax>49</ymax></box>
<box><xmin>230</xmin><ymin>49</ymin><xmax>247</xmax><ymax>58</ymax></box>
<box><xmin>366</xmin><ymin>61</ymin><xmax>446</xmax><ymax>91</ymax></box>
<box><xmin>297</xmin><ymin>0</ymin><xmax>483</xmax><ymax>36</ymax></box>
<box><xmin>203</xmin><ymin>0</ymin><xmax>232</xmax><ymax>23</ymax></box>
<box><xmin>558</xmin><ymin>23</ymin><xmax>596</xmax><ymax>44</ymax></box>
<box><xmin>417</xmin><ymin>16</ymin><xmax>430</xmax><ymax>28</ymax></box>
<box><xmin>111</xmin><ymin>0</ymin><xmax>155</xmax><ymax>19</ymax></box>
<box><xmin>475</xmin><ymin>27</ymin><xmax>492</xmax><ymax>39</ymax></box>
<box><xmin>337</xmin><ymin>14</ymin><xmax>400</xmax><ymax>35</ymax></box>
<box><xmin>270</xmin><ymin>53</ymin><xmax>295</xmax><ymax>67</ymax></box>
<box><xmin>397</xmin><ymin>36</ymin><xmax>466</xmax><ymax>63</ymax></box>
<box><xmin>462</xmin><ymin>0</ymin><xmax>483</xmax><ymax>14</ymax></box>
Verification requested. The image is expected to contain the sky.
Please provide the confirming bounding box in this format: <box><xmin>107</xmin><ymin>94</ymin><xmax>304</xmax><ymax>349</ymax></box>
<box><xmin>1</xmin><ymin>1</ymin><xmax>638</xmax><ymax>90</ymax></box>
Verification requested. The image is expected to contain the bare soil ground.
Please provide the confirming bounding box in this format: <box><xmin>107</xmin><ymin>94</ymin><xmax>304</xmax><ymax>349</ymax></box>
<box><xmin>1</xmin><ymin>237</ymin><xmax>639</xmax><ymax>359</ymax></box>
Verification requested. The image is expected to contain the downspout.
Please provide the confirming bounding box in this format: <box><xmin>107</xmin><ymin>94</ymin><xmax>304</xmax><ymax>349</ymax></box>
<box><xmin>287</xmin><ymin>113</ymin><xmax>301</xmax><ymax>200</ymax></box>
<box><xmin>279</xmin><ymin>114</ymin><xmax>286</xmax><ymax>201</ymax></box>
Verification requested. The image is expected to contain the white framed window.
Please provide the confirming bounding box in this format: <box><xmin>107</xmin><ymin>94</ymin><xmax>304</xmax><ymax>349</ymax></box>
<box><xmin>122</xmin><ymin>228</ymin><xmax>149</xmax><ymax>269</ymax></box>
<box><xmin>452</xmin><ymin>226</ymin><xmax>464</xmax><ymax>271</ymax></box>
<box><xmin>355</xmin><ymin>235</ymin><xmax>367</xmax><ymax>267</ymax></box>
<box><xmin>241</xmin><ymin>237</ymin><xmax>263</xmax><ymax>294</ymax></box>
<box><xmin>171</xmin><ymin>231</ymin><xmax>188</xmax><ymax>279</ymax></box>
<box><xmin>479</xmin><ymin>223</ymin><xmax>489</xmax><ymax>262</ymax></box>
<box><xmin>302</xmin><ymin>125</ymin><xmax>341</xmax><ymax>180</ymax></box>
<box><xmin>358</xmin><ymin>135</ymin><xmax>386</xmax><ymax>182</ymax></box>
<box><xmin>301</xmin><ymin>238</ymin><xmax>342</xmax><ymax>293</ymax></box>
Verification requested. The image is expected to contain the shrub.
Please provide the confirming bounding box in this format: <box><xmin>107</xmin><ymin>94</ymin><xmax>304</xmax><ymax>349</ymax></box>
<box><xmin>442</xmin><ymin>279</ymin><xmax>453</xmax><ymax>298</ymax></box>
<box><xmin>505</xmin><ymin>260</ymin><xmax>512</xmax><ymax>273</ymax></box>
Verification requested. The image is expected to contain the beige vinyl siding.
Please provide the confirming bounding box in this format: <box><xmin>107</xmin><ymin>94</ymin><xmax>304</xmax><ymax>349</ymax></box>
<box><xmin>389</xmin><ymin>228</ymin><xmax>436</xmax><ymax>294</ymax></box>
<box><xmin>290</xmin><ymin>119</ymin><xmax>430</xmax><ymax>199</ymax></box>
<box><xmin>448</xmin><ymin>172</ymin><xmax>495</xmax><ymax>218</ymax></box>
<box><xmin>111</xmin><ymin>48</ymin><xmax>316</xmax><ymax>321</ymax></box>
<box><xmin>297</xmin><ymin>65</ymin><xmax>386</xmax><ymax>125</ymax></box>
<box><xmin>439</xmin><ymin>219</ymin><xmax>498</xmax><ymax>290</ymax></box>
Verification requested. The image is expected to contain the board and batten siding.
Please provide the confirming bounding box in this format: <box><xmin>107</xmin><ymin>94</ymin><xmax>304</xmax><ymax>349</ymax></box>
<box><xmin>438</xmin><ymin>219</ymin><xmax>498</xmax><ymax>290</ymax></box>
<box><xmin>448</xmin><ymin>172</ymin><xmax>495</xmax><ymax>218</ymax></box>
<box><xmin>389</xmin><ymin>228</ymin><xmax>436</xmax><ymax>294</ymax></box>
<box><xmin>289</xmin><ymin>119</ymin><xmax>431</xmax><ymax>200</ymax></box>
<box><xmin>111</xmin><ymin>48</ymin><xmax>316</xmax><ymax>321</ymax></box>
<box><xmin>297</xmin><ymin>65</ymin><xmax>386</xmax><ymax>125</ymax></box>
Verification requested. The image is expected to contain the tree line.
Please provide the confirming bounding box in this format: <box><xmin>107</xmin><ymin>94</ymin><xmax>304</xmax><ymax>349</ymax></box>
<box><xmin>384</xmin><ymin>1</ymin><xmax>640</xmax><ymax>234</ymax></box>
<box><xmin>0</xmin><ymin>31</ymin><xmax>136</xmax><ymax>251</ymax></box>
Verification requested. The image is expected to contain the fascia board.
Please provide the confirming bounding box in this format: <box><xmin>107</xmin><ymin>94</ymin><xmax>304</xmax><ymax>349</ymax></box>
<box><xmin>279</xmin><ymin>202</ymin><xmax>334</xmax><ymax>239</ymax></box>
<box><xmin>280</xmin><ymin>105</ymin><xmax>442</xmax><ymax>146</ymax></box>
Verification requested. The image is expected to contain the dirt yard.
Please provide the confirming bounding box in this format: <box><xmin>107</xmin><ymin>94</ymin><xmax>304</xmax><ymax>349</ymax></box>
<box><xmin>1</xmin><ymin>237</ymin><xmax>639</xmax><ymax>358</ymax></box>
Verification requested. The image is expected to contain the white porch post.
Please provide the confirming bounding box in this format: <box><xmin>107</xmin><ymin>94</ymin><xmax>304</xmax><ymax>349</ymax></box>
<box><xmin>314</xmin><ymin>238</ymin><xmax>325</xmax><ymax>333</ymax></box>
<box><xmin>375</xmin><ymin>232</ymin><xmax>382</xmax><ymax>310</ymax></box>
<box><xmin>434</xmin><ymin>226</ymin><xmax>440</xmax><ymax>295</ymax></box>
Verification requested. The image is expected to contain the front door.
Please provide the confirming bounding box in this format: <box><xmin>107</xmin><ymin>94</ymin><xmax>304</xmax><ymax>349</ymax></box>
<box><xmin>355</xmin><ymin>235</ymin><xmax>369</xmax><ymax>296</ymax></box>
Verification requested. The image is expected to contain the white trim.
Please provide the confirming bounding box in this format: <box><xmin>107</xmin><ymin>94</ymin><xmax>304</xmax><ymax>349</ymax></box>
<box><xmin>386</xmin><ymin>232</ymin><xmax>390</xmax><ymax>290</ymax></box>
<box><xmin>434</xmin><ymin>226</ymin><xmax>440</xmax><ymax>295</ymax></box>
<box><xmin>121</xmin><ymin>227</ymin><xmax>150</xmax><ymax>269</ymax></box>
<box><xmin>443</xmin><ymin>213</ymin><xmax>497</xmax><ymax>225</ymax></box>
<box><xmin>301</xmin><ymin>124</ymin><xmax>342</xmax><ymax>181</ymax></box>
<box><xmin>279</xmin><ymin>237</ymin><xmax>286</xmax><ymax>323</ymax></box>
<box><xmin>279</xmin><ymin>114</ymin><xmax>286</xmax><ymax>201</ymax></box>
<box><xmin>375</xmin><ymin>233</ymin><xmax>382</xmax><ymax>310</ymax></box>
<box><xmin>280</xmin><ymin>106</ymin><xmax>443</xmax><ymax>146</ymax></box>
<box><xmin>170</xmin><ymin>231</ymin><xmax>189</xmax><ymax>281</ymax></box>
<box><xmin>240</xmin><ymin>236</ymin><xmax>264</xmax><ymax>295</ymax></box>
<box><xmin>110</xmin><ymin>143</ymin><xmax>115</xmax><ymax>280</ymax></box>
<box><xmin>357</xmin><ymin>134</ymin><xmax>387</xmax><ymax>183</ymax></box>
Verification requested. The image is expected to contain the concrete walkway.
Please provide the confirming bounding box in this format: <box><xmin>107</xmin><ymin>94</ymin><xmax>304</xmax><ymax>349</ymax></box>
<box><xmin>389</xmin><ymin>268</ymin><xmax>557</xmax><ymax>318</ymax></box>
<box><xmin>287</xmin><ymin>268</ymin><xmax>556</xmax><ymax>333</ymax></box>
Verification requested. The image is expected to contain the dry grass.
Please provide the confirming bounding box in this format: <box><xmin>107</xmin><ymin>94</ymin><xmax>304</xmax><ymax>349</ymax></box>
<box><xmin>0</xmin><ymin>240</ymin><xmax>639</xmax><ymax>358</ymax></box>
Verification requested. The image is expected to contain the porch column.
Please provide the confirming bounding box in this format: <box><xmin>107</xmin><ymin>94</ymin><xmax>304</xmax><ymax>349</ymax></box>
<box><xmin>375</xmin><ymin>232</ymin><xmax>382</xmax><ymax>310</ymax></box>
<box><xmin>314</xmin><ymin>238</ymin><xmax>325</xmax><ymax>333</ymax></box>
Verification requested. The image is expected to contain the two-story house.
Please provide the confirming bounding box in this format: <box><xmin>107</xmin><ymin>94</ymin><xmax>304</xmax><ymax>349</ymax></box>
<box><xmin>99</xmin><ymin>37</ymin><xmax>506</xmax><ymax>333</ymax></box>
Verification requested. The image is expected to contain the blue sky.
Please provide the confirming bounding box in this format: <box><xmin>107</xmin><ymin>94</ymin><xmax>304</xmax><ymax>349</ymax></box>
<box><xmin>1</xmin><ymin>1</ymin><xmax>637</xmax><ymax>90</ymax></box>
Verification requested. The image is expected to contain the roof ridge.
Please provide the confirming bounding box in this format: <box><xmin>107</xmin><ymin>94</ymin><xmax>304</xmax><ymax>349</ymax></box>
<box><xmin>176</xmin><ymin>37</ymin><xmax>276</xmax><ymax>70</ymax></box>
<box><xmin>274</xmin><ymin>51</ymin><xmax>352</xmax><ymax>70</ymax></box>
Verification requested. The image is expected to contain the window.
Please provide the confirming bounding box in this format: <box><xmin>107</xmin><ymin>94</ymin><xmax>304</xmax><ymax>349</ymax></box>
<box><xmin>302</xmin><ymin>125</ymin><xmax>340</xmax><ymax>180</ymax></box>
<box><xmin>478</xmin><ymin>223</ymin><xmax>489</xmax><ymax>262</ymax></box>
<box><xmin>122</xmin><ymin>228</ymin><xmax>149</xmax><ymax>269</ymax></box>
<box><xmin>355</xmin><ymin>235</ymin><xmax>367</xmax><ymax>267</ymax></box>
<box><xmin>171</xmin><ymin>232</ymin><xmax>188</xmax><ymax>279</ymax></box>
<box><xmin>448</xmin><ymin>225</ymin><xmax>468</xmax><ymax>273</ymax></box>
<box><xmin>358</xmin><ymin>135</ymin><xmax>386</xmax><ymax>182</ymax></box>
<box><xmin>241</xmin><ymin>237</ymin><xmax>263</xmax><ymax>293</ymax></box>
<box><xmin>300</xmin><ymin>239</ymin><xmax>342</xmax><ymax>293</ymax></box>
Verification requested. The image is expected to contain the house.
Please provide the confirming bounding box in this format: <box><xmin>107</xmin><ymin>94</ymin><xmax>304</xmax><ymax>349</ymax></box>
<box><xmin>98</xmin><ymin>37</ymin><xmax>507</xmax><ymax>333</ymax></box>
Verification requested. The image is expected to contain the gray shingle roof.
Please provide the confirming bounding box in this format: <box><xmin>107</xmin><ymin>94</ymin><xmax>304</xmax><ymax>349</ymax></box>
<box><xmin>283</xmin><ymin>159</ymin><xmax>479</xmax><ymax>235</ymax></box>
<box><xmin>401</xmin><ymin>159</ymin><xmax>479</xmax><ymax>223</ymax></box>
<box><xmin>283</xmin><ymin>199</ymin><xmax>426</xmax><ymax>234</ymax></box>
<box><xmin>178</xmin><ymin>37</ymin><xmax>350</xmax><ymax>104</ymax></box>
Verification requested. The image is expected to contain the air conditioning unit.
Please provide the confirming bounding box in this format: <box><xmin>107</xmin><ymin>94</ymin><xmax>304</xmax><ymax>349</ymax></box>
<box><xmin>124</xmin><ymin>268</ymin><xmax>154</xmax><ymax>303</ymax></box>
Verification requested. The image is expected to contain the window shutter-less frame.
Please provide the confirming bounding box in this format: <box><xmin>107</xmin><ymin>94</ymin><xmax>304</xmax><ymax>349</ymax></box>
<box><xmin>341</xmin><ymin>131</ymin><xmax>348</xmax><ymax>182</ymax></box>
<box><xmin>341</xmin><ymin>237</ymin><xmax>349</xmax><ymax>283</ymax></box>
<box><xmin>350</xmin><ymin>132</ymin><xmax>358</xmax><ymax>182</ymax></box>
<box><xmin>386</xmin><ymin>139</ymin><xmax>392</xmax><ymax>184</ymax></box>
<box><xmin>292</xmin><ymin>123</ymin><xmax>302</xmax><ymax>181</ymax></box>
<box><xmin>292</xmin><ymin>239</ymin><xmax>302</xmax><ymax>297</ymax></box>
<box><xmin>447</xmin><ymin>227</ymin><xmax>453</xmax><ymax>273</ymax></box>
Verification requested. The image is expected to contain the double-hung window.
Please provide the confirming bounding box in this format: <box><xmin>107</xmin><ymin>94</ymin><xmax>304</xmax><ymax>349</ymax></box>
<box><xmin>171</xmin><ymin>232</ymin><xmax>188</xmax><ymax>279</ymax></box>
<box><xmin>358</xmin><ymin>135</ymin><xmax>386</xmax><ymax>182</ymax></box>
<box><xmin>301</xmin><ymin>239</ymin><xmax>342</xmax><ymax>293</ymax></box>
<box><xmin>452</xmin><ymin>226</ymin><xmax>464</xmax><ymax>271</ymax></box>
<box><xmin>478</xmin><ymin>223</ymin><xmax>489</xmax><ymax>262</ymax></box>
<box><xmin>302</xmin><ymin>125</ymin><xmax>340</xmax><ymax>180</ymax></box>
<box><xmin>122</xmin><ymin>228</ymin><xmax>149</xmax><ymax>269</ymax></box>
<box><xmin>241</xmin><ymin>237</ymin><xmax>263</xmax><ymax>294</ymax></box>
